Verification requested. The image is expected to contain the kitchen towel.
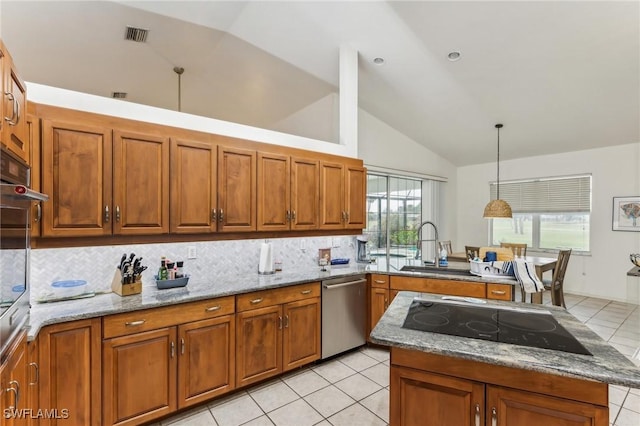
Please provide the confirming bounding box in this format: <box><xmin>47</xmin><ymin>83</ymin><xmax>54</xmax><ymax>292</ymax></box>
<box><xmin>511</xmin><ymin>258</ymin><xmax>545</xmax><ymax>294</ymax></box>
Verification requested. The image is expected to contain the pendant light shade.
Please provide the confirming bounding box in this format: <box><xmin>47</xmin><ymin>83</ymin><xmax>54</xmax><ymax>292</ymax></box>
<box><xmin>483</xmin><ymin>123</ymin><xmax>513</xmax><ymax>219</ymax></box>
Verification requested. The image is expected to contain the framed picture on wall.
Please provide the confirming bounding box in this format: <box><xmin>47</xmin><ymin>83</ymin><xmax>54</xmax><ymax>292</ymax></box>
<box><xmin>612</xmin><ymin>196</ymin><xmax>640</xmax><ymax>231</ymax></box>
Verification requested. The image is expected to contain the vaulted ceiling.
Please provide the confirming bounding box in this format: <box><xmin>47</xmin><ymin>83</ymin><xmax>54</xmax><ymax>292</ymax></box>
<box><xmin>2</xmin><ymin>1</ymin><xmax>638</xmax><ymax>166</ymax></box>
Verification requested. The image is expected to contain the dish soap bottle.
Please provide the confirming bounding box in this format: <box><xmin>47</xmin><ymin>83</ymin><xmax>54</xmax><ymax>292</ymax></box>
<box><xmin>439</xmin><ymin>248</ymin><xmax>448</xmax><ymax>267</ymax></box>
<box><xmin>158</xmin><ymin>257</ymin><xmax>169</xmax><ymax>280</ymax></box>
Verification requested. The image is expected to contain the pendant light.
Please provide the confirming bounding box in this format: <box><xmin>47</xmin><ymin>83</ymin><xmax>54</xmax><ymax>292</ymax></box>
<box><xmin>173</xmin><ymin>66</ymin><xmax>184</xmax><ymax>112</ymax></box>
<box><xmin>483</xmin><ymin>123</ymin><xmax>513</xmax><ymax>218</ymax></box>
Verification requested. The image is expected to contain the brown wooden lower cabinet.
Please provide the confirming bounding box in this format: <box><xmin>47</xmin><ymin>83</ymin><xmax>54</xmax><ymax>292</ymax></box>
<box><xmin>102</xmin><ymin>314</ymin><xmax>235</xmax><ymax>426</ymax></box>
<box><xmin>37</xmin><ymin>319</ymin><xmax>102</xmax><ymax>426</ymax></box>
<box><xmin>390</xmin><ymin>348</ymin><xmax>608</xmax><ymax>426</ymax></box>
<box><xmin>1</xmin><ymin>332</ymin><xmax>28</xmax><ymax>426</ymax></box>
<box><xmin>236</xmin><ymin>283</ymin><xmax>321</xmax><ymax>388</ymax></box>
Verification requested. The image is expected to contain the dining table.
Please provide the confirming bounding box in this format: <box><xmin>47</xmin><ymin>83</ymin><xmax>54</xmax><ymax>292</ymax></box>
<box><xmin>449</xmin><ymin>252</ymin><xmax>557</xmax><ymax>303</ymax></box>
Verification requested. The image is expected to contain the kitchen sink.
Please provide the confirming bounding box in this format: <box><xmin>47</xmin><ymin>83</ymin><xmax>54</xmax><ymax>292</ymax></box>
<box><xmin>400</xmin><ymin>265</ymin><xmax>472</xmax><ymax>276</ymax></box>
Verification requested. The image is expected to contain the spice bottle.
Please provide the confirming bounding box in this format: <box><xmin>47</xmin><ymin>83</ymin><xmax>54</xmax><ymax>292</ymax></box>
<box><xmin>158</xmin><ymin>258</ymin><xmax>168</xmax><ymax>280</ymax></box>
<box><xmin>176</xmin><ymin>261</ymin><xmax>184</xmax><ymax>278</ymax></box>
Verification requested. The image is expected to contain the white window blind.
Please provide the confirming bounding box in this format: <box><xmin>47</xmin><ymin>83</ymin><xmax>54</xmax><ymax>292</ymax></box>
<box><xmin>490</xmin><ymin>175</ymin><xmax>591</xmax><ymax>213</ymax></box>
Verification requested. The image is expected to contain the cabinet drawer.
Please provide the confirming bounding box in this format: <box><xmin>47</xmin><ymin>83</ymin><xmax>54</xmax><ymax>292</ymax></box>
<box><xmin>487</xmin><ymin>283</ymin><xmax>513</xmax><ymax>301</ymax></box>
<box><xmin>236</xmin><ymin>282</ymin><xmax>320</xmax><ymax>312</ymax></box>
<box><xmin>370</xmin><ymin>274</ymin><xmax>389</xmax><ymax>289</ymax></box>
<box><xmin>103</xmin><ymin>296</ymin><xmax>235</xmax><ymax>339</ymax></box>
<box><xmin>391</xmin><ymin>276</ymin><xmax>485</xmax><ymax>298</ymax></box>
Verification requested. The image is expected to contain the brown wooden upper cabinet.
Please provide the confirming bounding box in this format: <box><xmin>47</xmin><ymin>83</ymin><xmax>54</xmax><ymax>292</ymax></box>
<box><xmin>320</xmin><ymin>161</ymin><xmax>366</xmax><ymax>230</ymax></box>
<box><xmin>217</xmin><ymin>145</ymin><xmax>256</xmax><ymax>232</ymax></box>
<box><xmin>170</xmin><ymin>138</ymin><xmax>217</xmax><ymax>233</ymax></box>
<box><xmin>41</xmin><ymin>120</ymin><xmax>169</xmax><ymax>237</ymax></box>
<box><xmin>1</xmin><ymin>39</ymin><xmax>29</xmax><ymax>164</ymax></box>
<box><xmin>257</xmin><ymin>152</ymin><xmax>319</xmax><ymax>231</ymax></box>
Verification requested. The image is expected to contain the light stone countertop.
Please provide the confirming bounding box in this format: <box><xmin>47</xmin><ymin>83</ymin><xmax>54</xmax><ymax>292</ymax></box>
<box><xmin>27</xmin><ymin>260</ymin><xmax>514</xmax><ymax>341</ymax></box>
<box><xmin>370</xmin><ymin>291</ymin><xmax>640</xmax><ymax>389</ymax></box>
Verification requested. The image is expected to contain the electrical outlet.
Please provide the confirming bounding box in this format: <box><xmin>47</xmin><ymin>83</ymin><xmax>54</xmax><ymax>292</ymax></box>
<box><xmin>187</xmin><ymin>246</ymin><xmax>197</xmax><ymax>259</ymax></box>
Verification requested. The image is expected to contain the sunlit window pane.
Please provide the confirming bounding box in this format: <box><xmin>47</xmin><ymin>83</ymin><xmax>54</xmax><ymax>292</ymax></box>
<box><xmin>540</xmin><ymin>214</ymin><xmax>590</xmax><ymax>251</ymax></box>
<box><xmin>491</xmin><ymin>214</ymin><xmax>533</xmax><ymax>246</ymax></box>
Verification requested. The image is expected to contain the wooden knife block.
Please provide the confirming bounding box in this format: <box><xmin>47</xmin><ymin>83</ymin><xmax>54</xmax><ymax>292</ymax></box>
<box><xmin>111</xmin><ymin>269</ymin><xmax>142</xmax><ymax>296</ymax></box>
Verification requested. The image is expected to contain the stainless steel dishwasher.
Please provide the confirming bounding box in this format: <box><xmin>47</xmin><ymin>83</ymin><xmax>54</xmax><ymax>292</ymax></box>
<box><xmin>321</xmin><ymin>274</ymin><xmax>367</xmax><ymax>359</ymax></box>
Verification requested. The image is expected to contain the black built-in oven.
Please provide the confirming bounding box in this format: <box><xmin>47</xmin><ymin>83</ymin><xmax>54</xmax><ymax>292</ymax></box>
<box><xmin>0</xmin><ymin>146</ymin><xmax>47</xmax><ymax>359</ymax></box>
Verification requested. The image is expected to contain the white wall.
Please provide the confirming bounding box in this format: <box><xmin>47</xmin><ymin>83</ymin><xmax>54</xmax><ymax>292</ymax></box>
<box><xmin>457</xmin><ymin>143</ymin><xmax>640</xmax><ymax>303</ymax></box>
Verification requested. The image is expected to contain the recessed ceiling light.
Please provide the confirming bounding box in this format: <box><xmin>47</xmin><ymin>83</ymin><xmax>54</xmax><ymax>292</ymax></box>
<box><xmin>447</xmin><ymin>51</ymin><xmax>462</xmax><ymax>61</ymax></box>
<box><xmin>373</xmin><ymin>57</ymin><xmax>385</xmax><ymax>65</ymax></box>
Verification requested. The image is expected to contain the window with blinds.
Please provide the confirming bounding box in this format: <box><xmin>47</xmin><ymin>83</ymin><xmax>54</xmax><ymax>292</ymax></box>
<box><xmin>490</xmin><ymin>175</ymin><xmax>591</xmax><ymax>252</ymax></box>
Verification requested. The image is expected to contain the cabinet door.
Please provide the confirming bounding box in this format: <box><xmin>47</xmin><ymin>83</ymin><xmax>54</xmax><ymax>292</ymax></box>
<box><xmin>369</xmin><ymin>287</ymin><xmax>389</xmax><ymax>340</ymax></box>
<box><xmin>486</xmin><ymin>385</ymin><xmax>608</xmax><ymax>426</ymax></box>
<box><xmin>170</xmin><ymin>138</ymin><xmax>217</xmax><ymax>233</ymax></box>
<box><xmin>282</xmin><ymin>297</ymin><xmax>321</xmax><ymax>371</ymax></box>
<box><xmin>319</xmin><ymin>161</ymin><xmax>345</xmax><ymax>229</ymax></box>
<box><xmin>38</xmin><ymin>319</ymin><xmax>102</xmax><ymax>426</ymax></box>
<box><xmin>390</xmin><ymin>366</ymin><xmax>484</xmax><ymax>426</ymax></box>
<box><xmin>26</xmin><ymin>339</ymin><xmax>38</xmax><ymax>426</ymax></box>
<box><xmin>41</xmin><ymin>119</ymin><xmax>113</xmax><ymax>237</ymax></box>
<box><xmin>102</xmin><ymin>327</ymin><xmax>177</xmax><ymax>426</ymax></box>
<box><xmin>0</xmin><ymin>332</ymin><xmax>28</xmax><ymax>426</ymax></box>
<box><xmin>2</xmin><ymin>46</ymin><xmax>29</xmax><ymax>163</ymax></box>
<box><xmin>113</xmin><ymin>130</ymin><xmax>169</xmax><ymax>235</ymax></box>
<box><xmin>257</xmin><ymin>152</ymin><xmax>290</xmax><ymax>231</ymax></box>
<box><xmin>236</xmin><ymin>305</ymin><xmax>282</xmax><ymax>388</ymax></box>
<box><xmin>217</xmin><ymin>145</ymin><xmax>256</xmax><ymax>232</ymax></box>
<box><xmin>344</xmin><ymin>165</ymin><xmax>366</xmax><ymax>229</ymax></box>
<box><xmin>178</xmin><ymin>315</ymin><xmax>235</xmax><ymax>409</ymax></box>
<box><xmin>290</xmin><ymin>157</ymin><xmax>319</xmax><ymax>230</ymax></box>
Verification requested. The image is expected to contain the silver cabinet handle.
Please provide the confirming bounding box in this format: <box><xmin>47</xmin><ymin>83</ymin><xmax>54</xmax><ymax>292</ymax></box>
<box><xmin>115</xmin><ymin>205</ymin><xmax>121</xmax><ymax>222</ymax></box>
<box><xmin>104</xmin><ymin>205</ymin><xmax>110</xmax><ymax>223</ymax></box>
<box><xmin>491</xmin><ymin>290</ymin><xmax>506</xmax><ymax>295</ymax></box>
<box><xmin>278</xmin><ymin>316</ymin><xmax>283</xmax><ymax>330</ymax></box>
<box><xmin>300</xmin><ymin>290</ymin><xmax>312</xmax><ymax>295</ymax></box>
<box><xmin>291</xmin><ymin>210</ymin><xmax>296</xmax><ymax>221</ymax></box>
<box><xmin>218</xmin><ymin>209</ymin><xmax>224</xmax><ymax>223</ymax></box>
<box><xmin>181</xmin><ymin>338</ymin><xmax>185</xmax><ymax>355</ymax></box>
<box><xmin>205</xmin><ymin>305</ymin><xmax>221</xmax><ymax>312</ymax></box>
<box><xmin>475</xmin><ymin>404</ymin><xmax>480</xmax><ymax>426</ymax></box>
<box><xmin>6</xmin><ymin>385</ymin><xmax>18</xmax><ymax>410</ymax></box>
<box><xmin>8</xmin><ymin>380</ymin><xmax>20</xmax><ymax>408</ymax></box>
<box><xmin>374</xmin><ymin>280</ymin><xmax>386</xmax><ymax>284</ymax></box>
<box><xmin>124</xmin><ymin>320</ymin><xmax>146</xmax><ymax>327</ymax></box>
<box><xmin>284</xmin><ymin>315</ymin><xmax>289</xmax><ymax>328</ymax></box>
<box><xmin>211</xmin><ymin>208</ymin><xmax>217</xmax><ymax>222</ymax></box>
<box><xmin>29</xmin><ymin>362</ymin><xmax>39</xmax><ymax>385</ymax></box>
<box><xmin>250</xmin><ymin>298</ymin><xmax>263</xmax><ymax>305</ymax></box>
<box><xmin>491</xmin><ymin>407</ymin><xmax>497</xmax><ymax>426</ymax></box>
<box><xmin>4</xmin><ymin>92</ymin><xmax>17</xmax><ymax>125</ymax></box>
<box><xmin>171</xmin><ymin>341</ymin><xmax>175</xmax><ymax>358</ymax></box>
<box><xmin>286</xmin><ymin>210</ymin><xmax>291</xmax><ymax>222</ymax></box>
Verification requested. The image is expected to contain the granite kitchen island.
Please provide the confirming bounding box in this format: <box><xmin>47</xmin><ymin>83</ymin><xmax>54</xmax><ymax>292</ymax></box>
<box><xmin>370</xmin><ymin>291</ymin><xmax>640</xmax><ymax>426</ymax></box>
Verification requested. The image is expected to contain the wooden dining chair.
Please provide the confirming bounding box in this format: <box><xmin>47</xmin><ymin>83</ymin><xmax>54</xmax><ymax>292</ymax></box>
<box><xmin>465</xmin><ymin>245</ymin><xmax>480</xmax><ymax>260</ymax></box>
<box><xmin>543</xmin><ymin>249</ymin><xmax>572</xmax><ymax>308</ymax></box>
<box><xmin>438</xmin><ymin>240</ymin><xmax>453</xmax><ymax>255</ymax></box>
<box><xmin>500</xmin><ymin>242</ymin><xmax>527</xmax><ymax>258</ymax></box>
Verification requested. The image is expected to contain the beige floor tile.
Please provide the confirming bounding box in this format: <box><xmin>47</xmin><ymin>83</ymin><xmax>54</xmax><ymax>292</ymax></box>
<box><xmin>622</xmin><ymin>391</ymin><xmax>640</xmax><ymax>413</ymax></box>
<box><xmin>327</xmin><ymin>403</ymin><xmax>387</xmax><ymax>426</ymax></box>
<box><xmin>360</xmin><ymin>388</ymin><xmax>390</xmax><ymax>423</ymax></box>
<box><xmin>338</xmin><ymin>351</ymin><xmax>379</xmax><ymax>372</ymax></box>
<box><xmin>610</xmin><ymin>403</ymin><xmax>622</xmax><ymax>425</ymax></box>
<box><xmin>249</xmin><ymin>379</ymin><xmax>299</xmax><ymax>413</ymax></box>
<box><xmin>161</xmin><ymin>406</ymin><xmax>217</xmax><ymax>426</ymax></box>
<box><xmin>334</xmin><ymin>373</ymin><xmax>382</xmax><ymax>401</ymax></box>
<box><xmin>614</xmin><ymin>407</ymin><xmax>640</xmax><ymax>426</ymax></box>
<box><xmin>283</xmin><ymin>369</ymin><xmax>330</xmax><ymax>397</ymax></box>
<box><xmin>241</xmin><ymin>415</ymin><xmax>274</xmax><ymax>426</ymax></box>
<box><xmin>313</xmin><ymin>359</ymin><xmax>357</xmax><ymax>383</ymax></box>
<box><xmin>209</xmin><ymin>392</ymin><xmax>264</xmax><ymax>426</ymax></box>
<box><xmin>304</xmin><ymin>385</ymin><xmax>355</xmax><ymax>418</ymax></box>
<box><xmin>267</xmin><ymin>399</ymin><xmax>323</xmax><ymax>426</ymax></box>
<box><xmin>610</xmin><ymin>385</ymin><xmax>629</xmax><ymax>406</ymax></box>
<box><xmin>360</xmin><ymin>363</ymin><xmax>390</xmax><ymax>387</ymax></box>
<box><xmin>360</xmin><ymin>347</ymin><xmax>390</xmax><ymax>362</ymax></box>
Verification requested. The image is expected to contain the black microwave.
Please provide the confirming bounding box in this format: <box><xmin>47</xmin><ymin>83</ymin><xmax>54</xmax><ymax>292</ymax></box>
<box><xmin>0</xmin><ymin>147</ymin><xmax>47</xmax><ymax>359</ymax></box>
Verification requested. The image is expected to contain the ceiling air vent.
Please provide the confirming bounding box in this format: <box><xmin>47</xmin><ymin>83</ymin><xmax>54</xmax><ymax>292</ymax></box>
<box><xmin>112</xmin><ymin>92</ymin><xmax>127</xmax><ymax>99</ymax></box>
<box><xmin>124</xmin><ymin>26</ymin><xmax>149</xmax><ymax>43</ymax></box>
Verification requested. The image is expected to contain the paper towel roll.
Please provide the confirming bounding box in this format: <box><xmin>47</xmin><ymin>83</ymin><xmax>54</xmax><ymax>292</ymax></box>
<box><xmin>258</xmin><ymin>243</ymin><xmax>274</xmax><ymax>274</ymax></box>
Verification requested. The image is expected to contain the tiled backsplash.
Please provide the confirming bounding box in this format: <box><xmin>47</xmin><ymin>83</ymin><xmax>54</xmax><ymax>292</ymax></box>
<box><xmin>30</xmin><ymin>236</ymin><xmax>357</xmax><ymax>302</ymax></box>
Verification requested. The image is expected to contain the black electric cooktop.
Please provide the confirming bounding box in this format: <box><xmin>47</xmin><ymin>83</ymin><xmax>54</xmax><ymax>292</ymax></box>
<box><xmin>402</xmin><ymin>299</ymin><xmax>592</xmax><ymax>356</ymax></box>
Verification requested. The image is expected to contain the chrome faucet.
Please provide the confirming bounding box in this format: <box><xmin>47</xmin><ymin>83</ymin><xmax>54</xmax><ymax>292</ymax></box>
<box><xmin>415</xmin><ymin>221</ymin><xmax>440</xmax><ymax>267</ymax></box>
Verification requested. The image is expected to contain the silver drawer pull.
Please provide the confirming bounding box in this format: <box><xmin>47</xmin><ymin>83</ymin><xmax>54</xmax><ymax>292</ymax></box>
<box><xmin>29</xmin><ymin>362</ymin><xmax>39</xmax><ymax>385</ymax></box>
<box><xmin>491</xmin><ymin>407</ymin><xmax>497</xmax><ymax>426</ymax></box>
<box><xmin>491</xmin><ymin>290</ymin><xmax>506</xmax><ymax>295</ymax></box>
<box><xmin>475</xmin><ymin>404</ymin><xmax>480</xmax><ymax>426</ymax></box>
<box><xmin>125</xmin><ymin>320</ymin><xmax>146</xmax><ymax>327</ymax></box>
<box><xmin>205</xmin><ymin>305</ymin><xmax>221</xmax><ymax>312</ymax></box>
<box><xmin>250</xmin><ymin>298</ymin><xmax>263</xmax><ymax>304</ymax></box>
<box><xmin>374</xmin><ymin>280</ymin><xmax>386</xmax><ymax>284</ymax></box>
<box><xmin>300</xmin><ymin>290</ymin><xmax>312</xmax><ymax>295</ymax></box>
